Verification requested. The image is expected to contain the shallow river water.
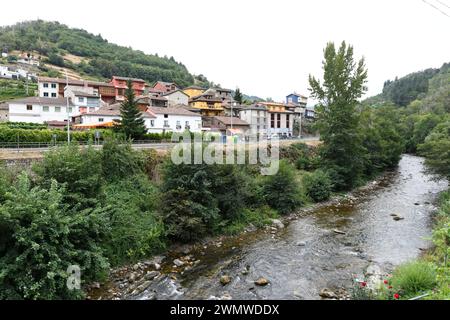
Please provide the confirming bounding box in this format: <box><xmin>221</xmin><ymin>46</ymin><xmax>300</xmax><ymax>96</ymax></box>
<box><xmin>98</xmin><ymin>155</ymin><xmax>448</xmax><ymax>300</ymax></box>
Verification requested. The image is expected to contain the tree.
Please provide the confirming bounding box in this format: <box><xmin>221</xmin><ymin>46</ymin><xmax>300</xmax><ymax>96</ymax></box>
<box><xmin>309</xmin><ymin>41</ymin><xmax>368</xmax><ymax>190</ymax></box>
<box><xmin>234</xmin><ymin>88</ymin><xmax>243</xmax><ymax>104</ymax></box>
<box><xmin>118</xmin><ymin>80</ymin><xmax>147</xmax><ymax>140</ymax></box>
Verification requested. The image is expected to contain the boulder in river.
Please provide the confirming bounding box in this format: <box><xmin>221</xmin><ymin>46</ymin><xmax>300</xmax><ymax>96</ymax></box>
<box><xmin>255</xmin><ymin>277</ymin><xmax>270</xmax><ymax>286</ymax></box>
<box><xmin>173</xmin><ymin>259</ymin><xmax>184</xmax><ymax>267</ymax></box>
<box><xmin>271</xmin><ymin>219</ymin><xmax>285</xmax><ymax>229</ymax></box>
<box><xmin>319</xmin><ymin>288</ymin><xmax>337</xmax><ymax>299</ymax></box>
<box><xmin>220</xmin><ymin>275</ymin><xmax>231</xmax><ymax>285</ymax></box>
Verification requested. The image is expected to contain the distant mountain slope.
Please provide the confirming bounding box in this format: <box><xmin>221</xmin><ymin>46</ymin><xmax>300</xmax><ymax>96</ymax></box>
<box><xmin>364</xmin><ymin>62</ymin><xmax>449</xmax><ymax>113</ymax></box>
<box><xmin>0</xmin><ymin>20</ymin><xmax>211</xmax><ymax>87</ymax></box>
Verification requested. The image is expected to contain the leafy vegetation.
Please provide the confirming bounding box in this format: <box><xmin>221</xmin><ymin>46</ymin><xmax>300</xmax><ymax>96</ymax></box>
<box><xmin>0</xmin><ymin>79</ymin><xmax>37</xmax><ymax>101</ymax></box>
<box><xmin>116</xmin><ymin>81</ymin><xmax>147</xmax><ymax>140</ymax></box>
<box><xmin>0</xmin><ymin>20</ymin><xmax>211</xmax><ymax>88</ymax></box>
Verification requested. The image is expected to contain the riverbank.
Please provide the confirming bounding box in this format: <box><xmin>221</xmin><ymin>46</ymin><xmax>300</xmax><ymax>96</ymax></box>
<box><xmin>88</xmin><ymin>156</ymin><xmax>441</xmax><ymax>299</ymax></box>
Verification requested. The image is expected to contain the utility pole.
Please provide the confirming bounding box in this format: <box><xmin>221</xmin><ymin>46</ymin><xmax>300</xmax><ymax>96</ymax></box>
<box><xmin>65</xmin><ymin>72</ymin><xmax>70</xmax><ymax>144</ymax></box>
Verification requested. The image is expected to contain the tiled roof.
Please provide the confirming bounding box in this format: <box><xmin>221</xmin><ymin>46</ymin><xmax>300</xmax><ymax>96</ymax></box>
<box><xmin>163</xmin><ymin>90</ymin><xmax>189</xmax><ymax>97</ymax></box>
<box><xmin>112</xmin><ymin>76</ymin><xmax>146</xmax><ymax>82</ymax></box>
<box><xmin>7</xmin><ymin>96</ymin><xmax>75</xmax><ymax>106</ymax></box>
<box><xmin>183</xmin><ymin>85</ymin><xmax>206</xmax><ymax>90</ymax></box>
<box><xmin>214</xmin><ymin>116</ymin><xmax>249</xmax><ymax>126</ymax></box>
<box><xmin>149</xmin><ymin>106</ymin><xmax>201</xmax><ymax>117</ymax></box>
<box><xmin>85</xmin><ymin>104</ymin><xmax>156</xmax><ymax>118</ymax></box>
<box><xmin>38</xmin><ymin>77</ymin><xmax>114</xmax><ymax>87</ymax></box>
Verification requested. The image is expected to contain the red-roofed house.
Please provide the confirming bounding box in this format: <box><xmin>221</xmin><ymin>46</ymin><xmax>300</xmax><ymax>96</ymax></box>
<box><xmin>111</xmin><ymin>76</ymin><xmax>146</xmax><ymax>101</ymax></box>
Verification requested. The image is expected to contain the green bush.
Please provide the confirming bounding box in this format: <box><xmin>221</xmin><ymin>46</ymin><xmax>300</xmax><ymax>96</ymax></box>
<box><xmin>33</xmin><ymin>145</ymin><xmax>103</xmax><ymax>208</ymax></box>
<box><xmin>261</xmin><ymin>160</ymin><xmax>303</xmax><ymax>215</ymax></box>
<box><xmin>160</xmin><ymin>161</ymin><xmax>220</xmax><ymax>242</ymax></box>
<box><xmin>102</xmin><ymin>175</ymin><xmax>165</xmax><ymax>266</ymax></box>
<box><xmin>222</xmin><ymin>206</ymin><xmax>278</xmax><ymax>235</ymax></box>
<box><xmin>390</xmin><ymin>261</ymin><xmax>436</xmax><ymax>298</ymax></box>
<box><xmin>101</xmin><ymin>140</ymin><xmax>144</xmax><ymax>182</ymax></box>
<box><xmin>0</xmin><ymin>174</ymin><xmax>110</xmax><ymax>300</ymax></box>
<box><xmin>303</xmin><ymin>170</ymin><xmax>333</xmax><ymax>202</ymax></box>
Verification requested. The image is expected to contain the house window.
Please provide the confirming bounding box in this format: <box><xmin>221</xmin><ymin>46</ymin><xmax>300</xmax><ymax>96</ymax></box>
<box><xmin>185</xmin><ymin>121</ymin><xmax>189</xmax><ymax>126</ymax></box>
<box><xmin>26</xmin><ymin>105</ymin><xmax>33</xmax><ymax>111</ymax></box>
<box><xmin>43</xmin><ymin>92</ymin><xmax>49</xmax><ymax>97</ymax></box>
<box><xmin>78</xmin><ymin>97</ymin><xmax>85</xmax><ymax>103</ymax></box>
<box><xmin>89</xmin><ymin>107</ymin><xmax>95</xmax><ymax>112</ymax></box>
<box><xmin>68</xmin><ymin>107</ymin><xmax>73</xmax><ymax>113</ymax></box>
<box><xmin>164</xmin><ymin>114</ymin><xmax>168</xmax><ymax>118</ymax></box>
<box><xmin>55</xmin><ymin>106</ymin><xmax>61</xmax><ymax>112</ymax></box>
<box><xmin>176</xmin><ymin>121</ymin><xmax>181</xmax><ymax>126</ymax></box>
<box><xmin>270</xmin><ymin>114</ymin><xmax>275</xmax><ymax>128</ymax></box>
<box><xmin>43</xmin><ymin>106</ymin><xmax>49</xmax><ymax>112</ymax></box>
<box><xmin>43</xmin><ymin>83</ymin><xmax>49</xmax><ymax>88</ymax></box>
<box><xmin>51</xmin><ymin>83</ymin><xmax>57</xmax><ymax>89</ymax></box>
<box><xmin>164</xmin><ymin>120</ymin><xmax>169</xmax><ymax>127</ymax></box>
<box><xmin>150</xmin><ymin>120</ymin><xmax>155</xmax><ymax>127</ymax></box>
<box><xmin>277</xmin><ymin>114</ymin><xmax>281</xmax><ymax>128</ymax></box>
<box><xmin>99</xmin><ymin>118</ymin><xmax>104</xmax><ymax>122</ymax></box>
<box><xmin>286</xmin><ymin>115</ymin><xmax>290</xmax><ymax>129</ymax></box>
<box><xmin>51</xmin><ymin>93</ymin><xmax>57</xmax><ymax>98</ymax></box>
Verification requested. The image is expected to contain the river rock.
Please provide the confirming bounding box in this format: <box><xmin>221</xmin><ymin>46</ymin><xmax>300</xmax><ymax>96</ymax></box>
<box><xmin>128</xmin><ymin>272</ymin><xmax>137</xmax><ymax>283</ymax></box>
<box><xmin>173</xmin><ymin>259</ymin><xmax>184</xmax><ymax>267</ymax></box>
<box><xmin>296</xmin><ymin>241</ymin><xmax>307</xmax><ymax>247</ymax></box>
<box><xmin>220</xmin><ymin>275</ymin><xmax>232</xmax><ymax>285</ymax></box>
<box><xmin>91</xmin><ymin>282</ymin><xmax>101</xmax><ymax>289</ymax></box>
<box><xmin>145</xmin><ymin>271</ymin><xmax>160</xmax><ymax>281</ymax></box>
<box><xmin>333</xmin><ymin>229</ymin><xmax>346</xmax><ymax>235</ymax></box>
<box><xmin>393</xmin><ymin>216</ymin><xmax>404</xmax><ymax>221</ymax></box>
<box><xmin>271</xmin><ymin>219</ymin><xmax>285</xmax><ymax>229</ymax></box>
<box><xmin>319</xmin><ymin>288</ymin><xmax>337</xmax><ymax>299</ymax></box>
<box><xmin>255</xmin><ymin>277</ymin><xmax>270</xmax><ymax>286</ymax></box>
<box><xmin>154</xmin><ymin>263</ymin><xmax>161</xmax><ymax>271</ymax></box>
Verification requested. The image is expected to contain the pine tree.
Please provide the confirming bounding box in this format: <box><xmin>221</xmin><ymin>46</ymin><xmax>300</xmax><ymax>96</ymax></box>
<box><xmin>119</xmin><ymin>80</ymin><xmax>147</xmax><ymax>140</ymax></box>
<box><xmin>234</xmin><ymin>88</ymin><xmax>243</xmax><ymax>104</ymax></box>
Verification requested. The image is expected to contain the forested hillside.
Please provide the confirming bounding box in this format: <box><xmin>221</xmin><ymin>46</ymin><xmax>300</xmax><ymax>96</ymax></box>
<box><xmin>0</xmin><ymin>20</ymin><xmax>211</xmax><ymax>87</ymax></box>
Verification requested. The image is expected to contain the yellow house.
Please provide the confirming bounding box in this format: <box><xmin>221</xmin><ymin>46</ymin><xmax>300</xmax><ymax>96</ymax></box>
<box><xmin>183</xmin><ymin>86</ymin><xmax>206</xmax><ymax>98</ymax></box>
<box><xmin>259</xmin><ymin>102</ymin><xmax>287</xmax><ymax>113</ymax></box>
<box><xmin>189</xmin><ymin>98</ymin><xmax>224</xmax><ymax>117</ymax></box>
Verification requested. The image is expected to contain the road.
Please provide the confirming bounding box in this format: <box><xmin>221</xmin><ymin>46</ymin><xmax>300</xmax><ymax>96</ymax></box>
<box><xmin>0</xmin><ymin>137</ymin><xmax>320</xmax><ymax>160</ymax></box>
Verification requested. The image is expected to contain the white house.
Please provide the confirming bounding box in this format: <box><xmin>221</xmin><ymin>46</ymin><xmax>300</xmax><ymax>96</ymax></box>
<box><xmin>7</xmin><ymin>97</ymin><xmax>77</xmax><ymax>124</ymax></box>
<box><xmin>64</xmin><ymin>86</ymin><xmax>102</xmax><ymax>114</ymax></box>
<box><xmin>38</xmin><ymin>79</ymin><xmax>60</xmax><ymax>98</ymax></box>
<box><xmin>147</xmin><ymin>107</ymin><xmax>202</xmax><ymax>133</ymax></box>
<box><xmin>0</xmin><ymin>65</ymin><xmax>20</xmax><ymax>79</ymax></box>
<box><xmin>239</xmin><ymin>104</ymin><xmax>268</xmax><ymax>136</ymax></box>
<box><xmin>163</xmin><ymin>90</ymin><xmax>189</xmax><ymax>107</ymax></box>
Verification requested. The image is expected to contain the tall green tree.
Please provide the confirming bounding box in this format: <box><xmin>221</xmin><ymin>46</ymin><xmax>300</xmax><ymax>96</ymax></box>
<box><xmin>234</xmin><ymin>88</ymin><xmax>243</xmax><ymax>104</ymax></box>
<box><xmin>119</xmin><ymin>80</ymin><xmax>147</xmax><ymax>140</ymax></box>
<box><xmin>309</xmin><ymin>41</ymin><xmax>368</xmax><ymax>190</ymax></box>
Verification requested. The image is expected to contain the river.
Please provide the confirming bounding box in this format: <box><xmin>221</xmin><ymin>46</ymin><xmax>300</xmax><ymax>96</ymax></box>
<box><xmin>91</xmin><ymin>155</ymin><xmax>448</xmax><ymax>300</ymax></box>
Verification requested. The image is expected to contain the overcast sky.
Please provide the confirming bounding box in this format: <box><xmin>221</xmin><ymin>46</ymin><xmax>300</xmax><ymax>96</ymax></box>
<box><xmin>1</xmin><ymin>0</ymin><xmax>449</xmax><ymax>102</ymax></box>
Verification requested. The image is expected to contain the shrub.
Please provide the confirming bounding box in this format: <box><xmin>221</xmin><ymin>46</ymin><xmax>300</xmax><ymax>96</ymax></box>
<box><xmin>160</xmin><ymin>161</ymin><xmax>219</xmax><ymax>242</ymax></box>
<box><xmin>222</xmin><ymin>206</ymin><xmax>279</xmax><ymax>235</ymax></box>
<box><xmin>390</xmin><ymin>261</ymin><xmax>436</xmax><ymax>298</ymax></box>
<box><xmin>101</xmin><ymin>140</ymin><xmax>144</xmax><ymax>182</ymax></box>
<box><xmin>0</xmin><ymin>174</ymin><xmax>109</xmax><ymax>300</ymax></box>
<box><xmin>33</xmin><ymin>145</ymin><xmax>103</xmax><ymax>208</ymax></box>
<box><xmin>303</xmin><ymin>170</ymin><xmax>333</xmax><ymax>202</ymax></box>
<box><xmin>102</xmin><ymin>175</ymin><xmax>165</xmax><ymax>266</ymax></box>
<box><xmin>260</xmin><ymin>160</ymin><xmax>303</xmax><ymax>215</ymax></box>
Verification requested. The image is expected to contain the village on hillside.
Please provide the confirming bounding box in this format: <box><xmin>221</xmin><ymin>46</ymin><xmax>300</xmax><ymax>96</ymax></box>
<box><xmin>0</xmin><ymin>56</ymin><xmax>316</xmax><ymax>140</ymax></box>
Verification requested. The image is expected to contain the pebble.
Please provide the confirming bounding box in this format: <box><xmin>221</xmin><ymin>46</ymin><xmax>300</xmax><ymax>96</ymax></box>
<box><xmin>255</xmin><ymin>277</ymin><xmax>270</xmax><ymax>286</ymax></box>
<box><xmin>173</xmin><ymin>259</ymin><xmax>184</xmax><ymax>267</ymax></box>
<box><xmin>220</xmin><ymin>275</ymin><xmax>232</xmax><ymax>285</ymax></box>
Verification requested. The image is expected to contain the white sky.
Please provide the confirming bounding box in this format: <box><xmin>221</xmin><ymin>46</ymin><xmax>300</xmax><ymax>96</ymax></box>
<box><xmin>1</xmin><ymin>0</ymin><xmax>449</xmax><ymax>103</ymax></box>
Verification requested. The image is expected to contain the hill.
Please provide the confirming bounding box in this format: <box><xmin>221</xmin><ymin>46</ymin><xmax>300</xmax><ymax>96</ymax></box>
<box><xmin>364</xmin><ymin>62</ymin><xmax>449</xmax><ymax>113</ymax></box>
<box><xmin>0</xmin><ymin>20</ymin><xmax>212</xmax><ymax>88</ymax></box>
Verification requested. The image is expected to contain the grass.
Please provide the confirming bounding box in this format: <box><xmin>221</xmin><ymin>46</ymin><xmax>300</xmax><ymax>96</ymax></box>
<box><xmin>0</xmin><ymin>79</ymin><xmax>38</xmax><ymax>101</ymax></box>
<box><xmin>389</xmin><ymin>261</ymin><xmax>436</xmax><ymax>299</ymax></box>
<box><xmin>222</xmin><ymin>206</ymin><xmax>279</xmax><ymax>235</ymax></box>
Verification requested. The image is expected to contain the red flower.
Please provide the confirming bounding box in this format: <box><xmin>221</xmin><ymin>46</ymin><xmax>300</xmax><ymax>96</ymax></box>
<box><xmin>360</xmin><ymin>282</ymin><xmax>367</xmax><ymax>287</ymax></box>
<box><xmin>393</xmin><ymin>293</ymin><xmax>400</xmax><ymax>300</ymax></box>
<box><xmin>388</xmin><ymin>286</ymin><xmax>393</xmax><ymax>289</ymax></box>
<box><xmin>384</xmin><ymin>280</ymin><xmax>389</xmax><ymax>285</ymax></box>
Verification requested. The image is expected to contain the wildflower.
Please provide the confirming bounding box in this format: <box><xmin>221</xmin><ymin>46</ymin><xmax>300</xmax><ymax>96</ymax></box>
<box><xmin>388</xmin><ymin>286</ymin><xmax>393</xmax><ymax>289</ymax></box>
<box><xmin>393</xmin><ymin>293</ymin><xmax>400</xmax><ymax>300</ymax></box>
<box><xmin>383</xmin><ymin>280</ymin><xmax>389</xmax><ymax>285</ymax></box>
<box><xmin>360</xmin><ymin>282</ymin><xmax>367</xmax><ymax>287</ymax></box>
